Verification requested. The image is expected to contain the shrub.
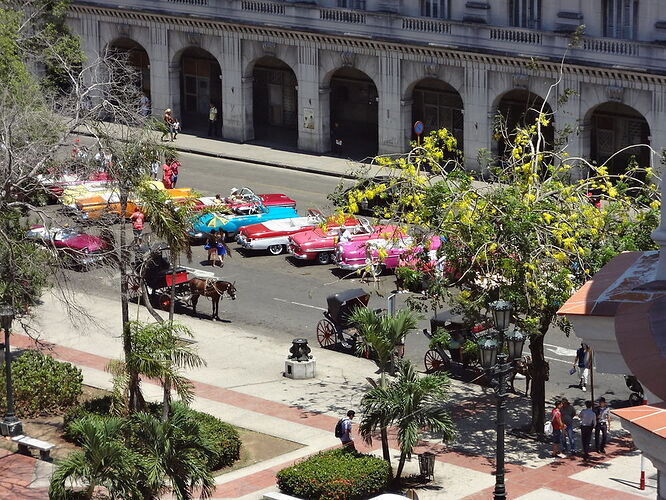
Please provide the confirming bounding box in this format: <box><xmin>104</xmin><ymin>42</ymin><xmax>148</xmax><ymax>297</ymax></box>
<box><xmin>63</xmin><ymin>397</ymin><xmax>241</xmax><ymax>470</ymax></box>
<box><xmin>186</xmin><ymin>408</ymin><xmax>241</xmax><ymax>469</ymax></box>
<box><xmin>276</xmin><ymin>448</ymin><xmax>391</xmax><ymax>500</ymax></box>
<box><xmin>0</xmin><ymin>350</ymin><xmax>82</xmax><ymax>418</ymax></box>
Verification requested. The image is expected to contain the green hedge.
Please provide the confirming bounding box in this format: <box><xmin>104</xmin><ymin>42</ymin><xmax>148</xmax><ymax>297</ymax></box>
<box><xmin>63</xmin><ymin>397</ymin><xmax>241</xmax><ymax>470</ymax></box>
<box><xmin>187</xmin><ymin>408</ymin><xmax>241</xmax><ymax>469</ymax></box>
<box><xmin>276</xmin><ymin>448</ymin><xmax>391</xmax><ymax>500</ymax></box>
<box><xmin>0</xmin><ymin>350</ymin><xmax>82</xmax><ymax>418</ymax></box>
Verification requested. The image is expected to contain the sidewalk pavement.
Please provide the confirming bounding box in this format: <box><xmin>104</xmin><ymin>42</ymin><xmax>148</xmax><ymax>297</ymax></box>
<box><xmin>1</xmin><ymin>290</ymin><xmax>659</xmax><ymax>499</ymax></box>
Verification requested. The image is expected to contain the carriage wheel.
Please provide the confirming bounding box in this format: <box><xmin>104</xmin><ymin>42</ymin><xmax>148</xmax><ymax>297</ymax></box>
<box><xmin>316</xmin><ymin>319</ymin><xmax>337</xmax><ymax>347</ymax></box>
<box><xmin>158</xmin><ymin>293</ymin><xmax>171</xmax><ymax>311</ymax></box>
<box><xmin>424</xmin><ymin>349</ymin><xmax>450</xmax><ymax>373</ymax></box>
<box><xmin>268</xmin><ymin>244</ymin><xmax>284</xmax><ymax>255</ymax></box>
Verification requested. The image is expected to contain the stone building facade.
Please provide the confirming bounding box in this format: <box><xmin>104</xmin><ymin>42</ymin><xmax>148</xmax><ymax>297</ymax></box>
<box><xmin>68</xmin><ymin>0</ymin><xmax>666</xmax><ymax>169</ymax></box>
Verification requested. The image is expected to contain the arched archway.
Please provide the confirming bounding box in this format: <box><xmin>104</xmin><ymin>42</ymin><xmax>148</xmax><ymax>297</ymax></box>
<box><xmin>252</xmin><ymin>56</ymin><xmax>298</xmax><ymax>147</ymax></box>
<box><xmin>411</xmin><ymin>78</ymin><xmax>463</xmax><ymax>149</ymax></box>
<box><xmin>494</xmin><ymin>89</ymin><xmax>554</xmax><ymax>161</ymax></box>
<box><xmin>108</xmin><ymin>38</ymin><xmax>150</xmax><ymax>98</ymax></box>
<box><xmin>329</xmin><ymin>68</ymin><xmax>378</xmax><ymax>159</ymax></box>
<box><xmin>589</xmin><ymin>102</ymin><xmax>650</xmax><ymax>175</ymax></box>
<box><xmin>179</xmin><ymin>47</ymin><xmax>222</xmax><ymax>132</ymax></box>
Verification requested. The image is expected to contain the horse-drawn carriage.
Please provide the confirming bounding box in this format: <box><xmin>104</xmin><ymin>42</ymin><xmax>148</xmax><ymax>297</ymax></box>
<box><xmin>422</xmin><ymin>311</ymin><xmax>486</xmax><ymax>374</ymax></box>
<box><xmin>133</xmin><ymin>244</ymin><xmax>237</xmax><ymax>320</ymax></box>
<box><xmin>316</xmin><ymin>288</ymin><xmax>372</xmax><ymax>350</ymax></box>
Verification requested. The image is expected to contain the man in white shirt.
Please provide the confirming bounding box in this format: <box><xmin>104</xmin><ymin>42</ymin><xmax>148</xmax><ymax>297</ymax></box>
<box><xmin>208</xmin><ymin>103</ymin><xmax>219</xmax><ymax>137</ymax></box>
<box><xmin>579</xmin><ymin>400</ymin><xmax>597</xmax><ymax>460</ymax></box>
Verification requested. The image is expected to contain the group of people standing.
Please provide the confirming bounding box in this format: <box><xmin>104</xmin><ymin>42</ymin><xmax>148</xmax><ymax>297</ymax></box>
<box><xmin>159</xmin><ymin>157</ymin><xmax>181</xmax><ymax>189</ymax></box>
<box><xmin>204</xmin><ymin>229</ymin><xmax>231</xmax><ymax>268</ymax></box>
<box><xmin>550</xmin><ymin>397</ymin><xmax>611</xmax><ymax>461</ymax></box>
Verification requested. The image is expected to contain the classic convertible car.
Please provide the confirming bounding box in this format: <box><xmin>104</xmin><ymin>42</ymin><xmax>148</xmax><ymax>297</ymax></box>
<box><xmin>188</xmin><ymin>204</ymin><xmax>299</xmax><ymax>241</ymax></box>
<box><xmin>237</xmin><ymin>211</ymin><xmax>360</xmax><ymax>255</ymax></box>
<box><xmin>26</xmin><ymin>225</ymin><xmax>109</xmax><ymax>269</ymax></box>
<box><xmin>191</xmin><ymin>187</ymin><xmax>296</xmax><ymax>213</ymax></box>
<box><xmin>39</xmin><ymin>171</ymin><xmax>112</xmax><ymax>199</ymax></box>
<box><xmin>335</xmin><ymin>234</ymin><xmax>443</xmax><ymax>274</ymax></box>
<box><xmin>287</xmin><ymin>219</ymin><xmax>405</xmax><ymax>265</ymax></box>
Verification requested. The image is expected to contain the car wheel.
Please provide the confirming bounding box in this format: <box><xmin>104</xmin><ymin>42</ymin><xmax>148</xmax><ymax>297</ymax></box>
<box><xmin>317</xmin><ymin>252</ymin><xmax>332</xmax><ymax>265</ymax></box>
<box><xmin>268</xmin><ymin>244</ymin><xmax>284</xmax><ymax>255</ymax></box>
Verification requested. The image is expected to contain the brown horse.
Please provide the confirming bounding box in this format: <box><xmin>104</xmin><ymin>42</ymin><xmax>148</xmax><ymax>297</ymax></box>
<box><xmin>509</xmin><ymin>355</ymin><xmax>550</xmax><ymax>396</ymax></box>
<box><xmin>189</xmin><ymin>278</ymin><xmax>237</xmax><ymax>320</ymax></box>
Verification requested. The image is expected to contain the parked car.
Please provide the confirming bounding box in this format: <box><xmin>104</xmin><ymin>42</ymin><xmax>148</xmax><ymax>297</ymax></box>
<box><xmin>237</xmin><ymin>211</ymin><xmax>359</xmax><ymax>255</ymax></box>
<box><xmin>288</xmin><ymin>219</ymin><xmax>404</xmax><ymax>265</ymax></box>
<box><xmin>188</xmin><ymin>204</ymin><xmax>299</xmax><ymax>242</ymax></box>
<box><xmin>39</xmin><ymin>171</ymin><xmax>112</xmax><ymax>199</ymax></box>
<box><xmin>191</xmin><ymin>187</ymin><xmax>296</xmax><ymax>213</ymax></box>
<box><xmin>25</xmin><ymin>225</ymin><xmax>109</xmax><ymax>269</ymax></box>
<box><xmin>335</xmin><ymin>234</ymin><xmax>442</xmax><ymax>275</ymax></box>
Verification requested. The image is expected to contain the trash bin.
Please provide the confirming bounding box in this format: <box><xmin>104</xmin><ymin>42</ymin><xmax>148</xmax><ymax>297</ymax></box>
<box><xmin>418</xmin><ymin>452</ymin><xmax>435</xmax><ymax>481</ymax></box>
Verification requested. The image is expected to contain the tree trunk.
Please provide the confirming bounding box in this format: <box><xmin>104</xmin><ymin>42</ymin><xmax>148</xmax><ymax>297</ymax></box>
<box><xmin>141</xmin><ymin>282</ymin><xmax>164</xmax><ymax>323</ymax></box>
<box><xmin>378</xmin><ymin>371</ymin><xmax>391</xmax><ymax>464</ymax></box>
<box><xmin>169</xmin><ymin>250</ymin><xmax>177</xmax><ymax>323</ymax></box>
<box><xmin>162</xmin><ymin>378</ymin><xmax>171</xmax><ymax>422</ymax></box>
<box><xmin>528</xmin><ymin>313</ymin><xmax>553</xmax><ymax>434</ymax></box>
<box><xmin>119</xmin><ymin>192</ymin><xmax>142</xmax><ymax>413</ymax></box>
<box><xmin>85</xmin><ymin>479</ymin><xmax>96</xmax><ymax>499</ymax></box>
<box><xmin>395</xmin><ymin>452</ymin><xmax>406</xmax><ymax>481</ymax></box>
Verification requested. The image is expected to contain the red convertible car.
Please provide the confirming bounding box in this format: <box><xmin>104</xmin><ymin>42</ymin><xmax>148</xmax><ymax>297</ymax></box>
<box><xmin>26</xmin><ymin>225</ymin><xmax>109</xmax><ymax>269</ymax></box>
<box><xmin>288</xmin><ymin>219</ymin><xmax>405</xmax><ymax>265</ymax></box>
<box><xmin>237</xmin><ymin>211</ymin><xmax>358</xmax><ymax>255</ymax></box>
<box><xmin>191</xmin><ymin>187</ymin><xmax>296</xmax><ymax>213</ymax></box>
<box><xmin>39</xmin><ymin>171</ymin><xmax>113</xmax><ymax>198</ymax></box>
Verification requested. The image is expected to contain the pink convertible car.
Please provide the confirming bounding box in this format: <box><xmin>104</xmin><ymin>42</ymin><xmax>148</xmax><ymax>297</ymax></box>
<box><xmin>335</xmin><ymin>234</ymin><xmax>443</xmax><ymax>274</ymax></box>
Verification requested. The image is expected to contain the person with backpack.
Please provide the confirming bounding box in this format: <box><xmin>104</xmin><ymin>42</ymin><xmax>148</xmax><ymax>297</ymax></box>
<box><xmin>335</xmin><ymin>410</ymin><xmax>355</xmax><ymax>450</ymax></box>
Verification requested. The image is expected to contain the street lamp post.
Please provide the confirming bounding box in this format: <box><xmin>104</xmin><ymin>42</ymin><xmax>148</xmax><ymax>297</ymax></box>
<box><xmin>478</xmin><ymin>300</ymin><xmax>525</xmax><ymax>500</ymax></box>
<box><xmin>0</xmin><ymin>305</ymin><xmax>23</xmax><ymax>437</ymax></box>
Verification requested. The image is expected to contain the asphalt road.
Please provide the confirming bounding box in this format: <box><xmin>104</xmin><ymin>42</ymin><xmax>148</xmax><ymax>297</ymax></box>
<box><xmin>61</xmin><ymin>151</ymin><xmax>635</xmax><ymax>411</ymax></box>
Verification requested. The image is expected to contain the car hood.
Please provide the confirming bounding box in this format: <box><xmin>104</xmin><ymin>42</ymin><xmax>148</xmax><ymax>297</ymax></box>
<box><xmin>62</xmin><ymin>233</ymin><xmax>107</xmax><ymax>251</ymax></box>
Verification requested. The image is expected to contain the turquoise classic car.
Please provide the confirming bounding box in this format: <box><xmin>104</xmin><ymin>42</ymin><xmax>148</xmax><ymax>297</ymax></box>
<box><xmin>188</xmin><ymin>205</ymin><xmax>299</xmax><ymax>241</ymax></box>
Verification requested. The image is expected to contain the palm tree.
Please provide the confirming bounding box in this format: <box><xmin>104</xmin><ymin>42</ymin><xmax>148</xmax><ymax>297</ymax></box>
<box><xmin>49</xmin><ymin>416</ymin><xmax>141</xmax><ymax>500</ymax></box>
<box><xmin>348</xmin><ymin>307</ymin><xmax>418</xmax><ymax>463</ymax></box>
<box><xmin>106</xmin><ymin>321</ymin><xmax>206</xmax><ymax>418</ymax></box>
<box><xmin>132</xmin><ymin>403</ymin><xmax>217</xmax><ymax>500</ymax></box>
<box><xmin>359</xmin><ymin>361</ymin><xmax>456</xmax><ymax>481</ymax></box>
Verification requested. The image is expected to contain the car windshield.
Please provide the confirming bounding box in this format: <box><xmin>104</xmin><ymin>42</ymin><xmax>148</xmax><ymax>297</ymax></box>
<box><xmin>57</xmin><ymin>229</ymin><xmax>78</xmax><ymax>240</ymax></box>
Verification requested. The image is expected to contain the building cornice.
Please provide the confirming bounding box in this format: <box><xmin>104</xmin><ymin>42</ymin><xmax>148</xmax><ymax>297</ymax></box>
<box><xmin>69</xmin><ymin>3</ymin><xmax>666</xmax><ymax>86</ymax></box>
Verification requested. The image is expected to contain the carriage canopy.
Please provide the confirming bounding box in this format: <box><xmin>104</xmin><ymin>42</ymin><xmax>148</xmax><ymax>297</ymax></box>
<box><xmin>326</xmin><ymin>288</ymin><xmax>370</xmax><ymax>324</ymax></box>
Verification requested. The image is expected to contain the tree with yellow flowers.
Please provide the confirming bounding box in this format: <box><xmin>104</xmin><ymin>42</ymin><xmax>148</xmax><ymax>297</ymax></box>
<box><xmin>332</xmin><ymin>102</ymin><xmax>660</xmax><ymax>434</ymax></box>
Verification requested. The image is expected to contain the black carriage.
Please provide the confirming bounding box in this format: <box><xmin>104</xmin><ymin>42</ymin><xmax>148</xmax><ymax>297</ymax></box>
<box><xmin>422</xmin><ymin>311</ymin><xmax>487</xmax><ymax>374</ymax></box>
<box><xmin>133</xmin><ymin>244</ymin><xmax>193</xmax><ymax>310</ymax></box>
<box><xmin>316</xmin><ymin>288</ymin><xmax>371</xmax><ymax>349</ymax></box>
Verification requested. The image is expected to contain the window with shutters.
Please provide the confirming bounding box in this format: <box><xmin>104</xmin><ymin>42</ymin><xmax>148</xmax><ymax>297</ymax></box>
<box><xmin>509</xmin><ymin>0</ymin><xmax>541</xmax><ymax>29</ymax></box>
<box><xmin>603</xmin><ymin>0</ymin><xmax>639</xmax><ymax>39</ymax></box>
<box><xmin>421</xmin><ymin>0</ymin><xmax>450</xmax><ymax>19</ymax></box>
<box><xmin>337</xmin><ymin>0</ymin><xmax>366</xmax><ymax>9</ymax></box>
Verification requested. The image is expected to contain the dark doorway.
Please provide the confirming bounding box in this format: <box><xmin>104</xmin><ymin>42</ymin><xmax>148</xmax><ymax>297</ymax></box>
<box><xmin>495</xmin><ymin>89</ymin><xmax>554</xmax><ymax>162</ymax></box>
<box><xmin>412</xmin><ymin>78</ymin><xmax>463</xmax><ymax>150</ymax></box>
<box><xmin>590</xmin><ymin>102</ymin><xmax>650</xmax><ymax>176</ymax></box>
<box><xmin>252</xmin><ymin>57</ymin><xmax>298</xmax><ymax>148</ymax></box>
<box><xmin>330</xmin><ymin>67</ymin><xmax>379</xmax><ymax>160</ymax></box>
<box><xmin>180</xmin><ymin>47</ymin><xmax>222</xmax><ymax>133</ymax></box>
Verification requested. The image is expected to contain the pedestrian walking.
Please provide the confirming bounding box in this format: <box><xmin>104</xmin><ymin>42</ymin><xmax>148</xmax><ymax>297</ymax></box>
<box><xmin>130</xmin><ymin>208</ymin><xmax>145</xmax><ymax>246</ymax></box>
<box><xmin>150</xmin><ymin>157</ymin><xmax>160</xmax><ymax>180</ymax></box>
<box><xmin>163</xmin><ymin>108</ymin><xmax>177</xmax><ymax>141</ymax></box>
<box><xmin>208</xmin><ymin>103</ymin><xmax>218</xmax><ymax>137</ymax></box>
<box><xmin>550</xmin><ymin>400</ymin><xmax>565</xmax><ymax>458</ymax></box>
<box><xmin>204</xmin><ymin>230</ymin><xmax>219</xmax><ymax>266</ymax></box>
<box><xmin>214</xmin><ymin>230</ymin><xmax>231</xmax><ymax>268</ymax></box>
<box><xmin>139</xmin><ymin>94</ymin><xmax>151</xmax><ymax>117</ymax></box>
<box><xmin>573</xmin><ymin>342</ymin><xmax>592</xmax><ymax>392</ymax></box>
<box><xmin>579</xmin><ymin>400</ymin><xmax>597</xmax><ymax>461</ymax></box>
<box><xmin>594</xmin><ymin>397</ymin><xmax>611</xmax><ymax>454</ymax></box>
<box><xmin>162</xmin><ymin>161</ymin><xmax>173</xmax><ymax>189</ymax></box>
<box><xmin>561</xmin><ymin>398</ymin><xmax>577</xmax><ymax>455</ymax></box>
<box><xmin>337</xmin><ymin>410</ymin><xmax>356</xmax><ymax>450</ymax></box>
<box><xmin>170</xmin><ymin>158</ymin><xmax>181</xmax><ymax>187</ymax></box>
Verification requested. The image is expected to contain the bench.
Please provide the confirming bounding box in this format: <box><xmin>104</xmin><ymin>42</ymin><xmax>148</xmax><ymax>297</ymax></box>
<box><xmin>11</xmin><ymin>435</ymin><xmax>55</xmax><ymax>460</ymax></box>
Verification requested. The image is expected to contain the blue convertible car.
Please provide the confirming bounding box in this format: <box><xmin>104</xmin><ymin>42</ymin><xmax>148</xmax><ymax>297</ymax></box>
<box><xmin>188</xmin><ymin>205</ymin><xmax>299</xmax><ymax>241</ymax></box>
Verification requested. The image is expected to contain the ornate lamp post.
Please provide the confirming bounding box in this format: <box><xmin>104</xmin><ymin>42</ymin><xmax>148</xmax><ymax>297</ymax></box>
<box><xmin>478</xmin><ymin>300</ymin><xmax>525</xmax><ymax>500</ymax></box>
<box><xmin>0</xmin><ymin>305</ymin><xmax>23</xmax><ymax>437</ymax></box>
